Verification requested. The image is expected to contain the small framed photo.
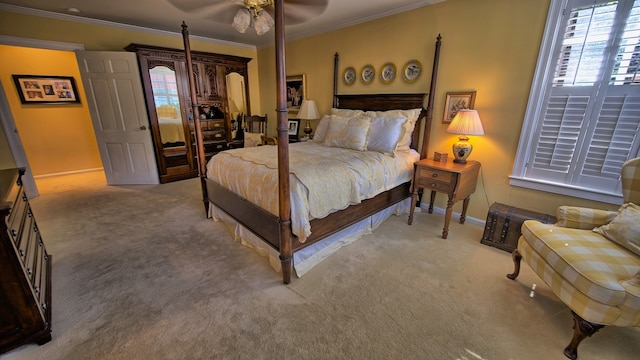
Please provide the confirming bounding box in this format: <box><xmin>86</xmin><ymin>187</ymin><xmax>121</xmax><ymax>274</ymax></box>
<box><xmin>443</xmin><ymin>91</ymin><xmax>476</xmax><ymax>123</ymax></box>
<box><xmin>12</xmin><ymin>74</ymin><xmax>80</xmax><ymax>104</ymax></box>
<box><xmin>288</xmin><ymin>119</ymin><xmax>300</xmax><ymax>141</ymax></box>
<box><xmin>286</xmin><ymin>74</ymin><xmax>306</xmax><ymax>113</ymax></box>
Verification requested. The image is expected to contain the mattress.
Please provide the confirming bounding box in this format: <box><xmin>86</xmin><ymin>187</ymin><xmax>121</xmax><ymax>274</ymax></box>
<box><xmin>206</xmin><ymin>141</ymin><xmax>419</xmax><ymax>243</ymax></box>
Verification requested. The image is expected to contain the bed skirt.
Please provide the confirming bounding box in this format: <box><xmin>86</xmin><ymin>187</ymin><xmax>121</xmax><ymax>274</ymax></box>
<box><xmin>209</xmin><ymin>197</ymin><xmax>413</xmax><ymax>277</ymax></box>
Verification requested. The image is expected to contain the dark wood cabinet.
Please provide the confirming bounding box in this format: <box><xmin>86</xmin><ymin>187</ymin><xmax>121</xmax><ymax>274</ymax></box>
<box><xmin>125</xmin><ymin>44</ymin><xmax>251</xmax><ymax>183</ymax></box>
<box><xmin>0</xmin><ymin>168</ymin><xmax>52</xmax><ymax>354</ymax></box>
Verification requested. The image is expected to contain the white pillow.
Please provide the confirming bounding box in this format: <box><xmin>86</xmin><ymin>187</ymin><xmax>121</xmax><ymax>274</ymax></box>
<box><xmin>366</xmin><ymin>117</ymin><xmax>407</xmax><ymax>156</ymax></box>
<box><xmin>367</xmin><ymin>108</ymin><xmax>422</xmax><ymax>152</ymax></box>
<box><xmin>312</xmin><ymin>114</ymin><xmax>333</xmax><ymax>143</ymax></box>
<box><xmin>323</xmin><ymin>115</ymin><xmax>371</xmax><ymax>151</ymax></box>
<box><xmin>243</xmin><ymin>132</ymin><xmax>263</xmax><ymax>147</ymax></box>
<box><xmin>331</xmin><ymin>108</ymin><xmax>365</xmax><ymax>118</ymax></box>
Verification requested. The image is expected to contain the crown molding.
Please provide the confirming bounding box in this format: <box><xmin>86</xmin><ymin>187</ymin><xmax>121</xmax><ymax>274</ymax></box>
<box><xmin>0</xmin><ymin>35</ymin><xmax>84</xmax><ymax>51</ymax></box>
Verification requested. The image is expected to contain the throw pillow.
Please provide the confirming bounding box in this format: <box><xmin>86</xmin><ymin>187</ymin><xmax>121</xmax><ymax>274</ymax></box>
<box><xmin>594</xmin><ymin>202</ymin><xmax>640</xmax><ymax>256</ymax></box>
<box><xmin>244</xmin><ymin>132</ymin><xmax>263</xmax><ymax>148</ymax></box>
<box><xmin>323</xmin><ymin>115</ymin><xmax>371</xmax><ymax>151</ymax></box>
<box><xmin>366</xmin><ymin>116</ymin><xmax>407</xmax><ymax>156</ymax></box>
<box><xmin>367</xmin><ymin>108</ymin><xmax>422</xmax><ymax>152</ymax></box>
<box><xmin>312</xmin><ymin>114</ymin><xmax>333</xmax><ymax>143</ymax></box>
<box><xmin>330</xmin><ymin>108</ymin><xmax>365</xmax><ymax>118</ymax></box>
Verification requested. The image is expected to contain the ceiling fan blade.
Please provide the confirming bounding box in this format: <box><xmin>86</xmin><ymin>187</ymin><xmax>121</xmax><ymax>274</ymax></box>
<box><xmin>270</xmin><ymin>0</ymin><xmax>328</xmax><ymax>25</ymax></box>
<box><xmin>167</xmin><ymin>0</ymin><xmax>242</xmax><ymax>13</ymax></box>
<box><xmin>205</xmin><ymin>6</ymin><xmax>248</xmax><ymax>24</ymax></box>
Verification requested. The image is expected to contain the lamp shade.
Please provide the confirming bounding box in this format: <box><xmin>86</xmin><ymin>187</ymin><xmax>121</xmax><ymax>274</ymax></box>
<box><xmin>296</xmin><ymin>99</ymin><xmax>319</xmax><ymax>120</ymax></box>
<box><xmin>446</xmin><ymin>109</ymin><xmax>484</xmax><ymax>135</ymax></box>
<box><xmin>446</xmin><ymin>109</ymin><xmax>484</xmax><ymax>164</ymax></box>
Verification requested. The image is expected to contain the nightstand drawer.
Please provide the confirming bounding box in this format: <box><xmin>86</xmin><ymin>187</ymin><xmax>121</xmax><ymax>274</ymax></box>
<box><xmin>417</xmin><ymin>177</ymin><xmax>452</xmax><ymax>192</ymax></box>
<box><xmin>417</xmin><ymin>167</ymin><xmax>453</xmax><ymax>182</ymax></box>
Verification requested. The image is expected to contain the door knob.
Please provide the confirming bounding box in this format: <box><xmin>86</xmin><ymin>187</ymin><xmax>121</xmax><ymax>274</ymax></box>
<box><xmin>140</xmin><ymin>126</ymin><xmax>147</xmax><ymax>130</ymax></box>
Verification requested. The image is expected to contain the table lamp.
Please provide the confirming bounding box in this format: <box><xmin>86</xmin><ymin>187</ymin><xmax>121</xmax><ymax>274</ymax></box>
<box><xmin>296</xmin><ymin>99</ymin><xmax>319</xmax><ymax>139</ymax></box>
<box><xmin>446</xmin><ymin>109</ymin><xmax>484</xmax><ymax>164</ymax></box>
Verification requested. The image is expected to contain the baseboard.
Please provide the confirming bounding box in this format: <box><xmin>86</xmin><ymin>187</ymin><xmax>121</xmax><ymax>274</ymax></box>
<box><xmin>418</xmin><ymin>203</ymin><xmax>485</xmax><ymax>227</ymax></box>
<box><xmin>33</xmin><ymin>168</ymin><xmax>104</xmax><ymax>179</ymax></box>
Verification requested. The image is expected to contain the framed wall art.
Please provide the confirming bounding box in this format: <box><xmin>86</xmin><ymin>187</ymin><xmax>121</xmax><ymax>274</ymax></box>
<box><xmin>443</xmin><ymin>91</ymin><xmax>476</xmax><ymax>123</ymax></box>
<box><xmin>286</xmin><ymin>74</ymin><xmax>306</xmax><ymax>112</ymax></box>
<box><xmin>402</xmin><ymin>60</ymin><xmax>422</xmax><ymax>83</ymax></box>
<box><xmin>360</xmin><ymin>64</ymin><xmax>375</xmax><ymax>85</ymax></box>
<box><xmin>343</xmin><ymin>67</ymin><xmax>356</xmax><ymax>86</ymax></box>
<box><xmin>12</xmin><ymin>74</ymin><xmax>80</xmax><ymax>104</ymax></box>
<box><xmin>288</xmin><ymin>119</ymin><xmax>300</xmax><ymax>141</ymax></box>
<box><xmin>380</xmin><ymin>62</ymin><xmax>396</xmax><ymax>84</ymax></box>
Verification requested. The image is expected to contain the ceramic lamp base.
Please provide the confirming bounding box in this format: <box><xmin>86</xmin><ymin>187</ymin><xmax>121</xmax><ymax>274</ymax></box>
<box><xmin>452</xmin><ymin>136</ymin><xmax>473</xmax><ymax>164</ymax></box>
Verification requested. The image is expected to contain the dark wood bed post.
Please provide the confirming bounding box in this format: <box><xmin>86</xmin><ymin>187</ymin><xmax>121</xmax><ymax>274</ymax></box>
<box><xmin>181</xmin><ymin>22</ymin><xmax>208</xmax><ymax>213</ymax></box>
<box><xmin>333</xmin><ymin>52</ymin><xmax>339</xmax><ymax>108</ymax></box>
<box><xmin>421</xmin><ymin>34</ymin><xmax>441</xmax><ymax>160</ymax></box>
<box><xmin>274</xmin><ymin>0</ymin><xmax>293</xmax><ymax>284</ymax></box>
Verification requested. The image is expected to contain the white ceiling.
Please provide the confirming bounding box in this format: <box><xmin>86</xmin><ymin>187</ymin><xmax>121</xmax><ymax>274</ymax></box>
<box><xmin>0</xmin><ymin>0</ymin><xmax>444</xmax><ymax>48</ymax></box>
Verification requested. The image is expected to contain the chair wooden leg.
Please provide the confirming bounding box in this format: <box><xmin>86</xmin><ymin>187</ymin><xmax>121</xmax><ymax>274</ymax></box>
<box><xmin>506</xmin><ymin>249</ymin><xmax>522</xmax><ymax>280</ymax></box>
<box><xmin>563</xmin><ymin>311</ymin><xmax>605</xmax><ymax>360</ymax></box>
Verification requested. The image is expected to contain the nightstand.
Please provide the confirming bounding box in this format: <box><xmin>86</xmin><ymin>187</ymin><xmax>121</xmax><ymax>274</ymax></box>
<box><xmin>408</xmin><ymin>159</ymin><xmax>481</xmax><ymax>239</ymax></box>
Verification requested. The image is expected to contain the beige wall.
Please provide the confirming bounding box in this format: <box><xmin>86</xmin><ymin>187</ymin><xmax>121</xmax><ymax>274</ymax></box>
<box><xmin>0</xmin><ymin>10</ymin><xmax>261</xmax><ymax>176</ymax></box>
<box><xmin>259</xmin><ymin>0</ymin><xmax>618</xmax><ymax>220</ymax></box>
<box><xmin>0</xmin><ymin>10</ymin><xmax>262</xmax><ymax>113</ymax></box>
<box><xmin>0</xmin><ymin>45</ymin><xmax>101</xmax><ymax>176</ymax></box>
<box><xmin>1</xmin><ymin>0</ymin><xmax>618</xmax><ymax>220</ymax></box>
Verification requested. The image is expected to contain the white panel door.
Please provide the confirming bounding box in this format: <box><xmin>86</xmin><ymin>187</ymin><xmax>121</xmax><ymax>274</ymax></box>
<box><xmin>76</xmin><ymin>51</ymin><xmax>159</xmax><ymax>185</ymax></box>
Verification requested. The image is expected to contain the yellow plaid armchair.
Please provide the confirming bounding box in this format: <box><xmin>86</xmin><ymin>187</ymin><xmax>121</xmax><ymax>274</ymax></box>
<box><xmin>507</xmin><ymin>157</ymin><xmax>640</xmax><ymax>359</ymax></box>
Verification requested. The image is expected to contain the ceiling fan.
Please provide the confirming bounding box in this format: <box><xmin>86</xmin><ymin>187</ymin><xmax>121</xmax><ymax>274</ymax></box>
<box><xmin>168</xmin><ymin>0</ymin><xmax>329</xmax><ymax>35</ymax></box>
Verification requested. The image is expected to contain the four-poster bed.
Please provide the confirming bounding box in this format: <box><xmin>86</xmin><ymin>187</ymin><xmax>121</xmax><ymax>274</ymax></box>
<box><xmin>181</xmin><ymin>2</ymin><xmax>442</xmax><ymax>284</ymax></box>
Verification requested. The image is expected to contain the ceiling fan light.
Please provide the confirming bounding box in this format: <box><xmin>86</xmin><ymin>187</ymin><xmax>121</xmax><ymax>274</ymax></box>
<box><xmin>254</xmin><ymin>10</ymin><xmax>274</xmax><ymax>36</ymax></box>
<box><xmin>232</xmin><ymin>8</ymin><xmax>251</xmax><ymax>33</ymax></box>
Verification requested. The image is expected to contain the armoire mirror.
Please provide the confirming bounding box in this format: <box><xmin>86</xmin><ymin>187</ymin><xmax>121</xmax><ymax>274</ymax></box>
<box><xmin>150</xmin><ymin>66</ymin><xmax>186</xmax><ymax>148</ymax></box>
<box><xmin>226</xmin><ymin>72</ymin><xmax>247</xmax><ymax>139</ymax></box>
<box><xmin>126</xmin><ymin>43</ymin><xmax>251</xmax><ymax>183</ymax></box>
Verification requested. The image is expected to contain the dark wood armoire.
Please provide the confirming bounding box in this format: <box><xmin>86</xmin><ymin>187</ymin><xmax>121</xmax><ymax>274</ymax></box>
<box><xmin>125</xmin><ymin>44</ymin><xmax>251</xmax><ymax>183</ymax></box>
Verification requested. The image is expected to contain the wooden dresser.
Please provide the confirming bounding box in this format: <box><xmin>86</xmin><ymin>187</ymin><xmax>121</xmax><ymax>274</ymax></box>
<box><xmin>0</xmin><ymin>168</ymin><xmax>52</xmax><ymax>354</ymax></box>
<box><xmin>193</xmin><ymin>118</ymin><xmax>228</xmax><ymax>162</ymax></box>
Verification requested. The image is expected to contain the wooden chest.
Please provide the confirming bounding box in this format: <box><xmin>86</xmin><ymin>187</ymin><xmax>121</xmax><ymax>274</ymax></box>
<box><xmin>481</xmin><ymin>202</ymin><xmax>557</xmax><ymax>253</ymax></box>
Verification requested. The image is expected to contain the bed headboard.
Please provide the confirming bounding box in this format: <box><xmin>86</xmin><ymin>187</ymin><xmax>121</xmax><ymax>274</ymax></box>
<box><xmin>332</xmin><ymin>35</ymin><xmax>441</xmax><ymax>160</ymax></box>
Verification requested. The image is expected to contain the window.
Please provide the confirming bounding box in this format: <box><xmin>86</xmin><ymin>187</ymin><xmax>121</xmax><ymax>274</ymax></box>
<box><xmin>511</xmin><ymin>0</ymin><xmax>640</xmax><ymax>204</ymax></box>
<box><xmin>150</xmin><ymin>66</ymin><xmax>180</xmax><ymax>108</ymax></box>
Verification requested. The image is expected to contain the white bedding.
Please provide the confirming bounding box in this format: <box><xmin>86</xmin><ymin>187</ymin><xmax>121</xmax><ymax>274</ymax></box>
<box><xmin>206</xmin><ymin>141</ymin><xmax>419</xmax><ymax>243</ymax></box>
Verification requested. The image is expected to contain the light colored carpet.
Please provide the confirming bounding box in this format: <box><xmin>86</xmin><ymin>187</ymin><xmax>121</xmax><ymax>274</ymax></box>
<box><xmin>2</xmin><ymin>171</ymin><xmax>638</xmax><ymax>360</ymax></box>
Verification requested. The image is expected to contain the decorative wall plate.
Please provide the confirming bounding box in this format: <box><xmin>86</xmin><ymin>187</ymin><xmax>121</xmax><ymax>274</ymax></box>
<box><xmin>380</xmin><ymin>62</ymin><xmax>396</xmax><ymax>84</ymax></box>
<box><xmin>343</xmin><ymin>67</ymin><xmax>356</xmax><ymax>86</ymax></box>
<box><xmin>402</xmin><ymin>60</ymin><xmax>422</xmax><ymax>83</ymax></box>
<box><xmin>361</xmin><ymin>64</ymin><xmax>375</xmax><ymax>85</ymax></box>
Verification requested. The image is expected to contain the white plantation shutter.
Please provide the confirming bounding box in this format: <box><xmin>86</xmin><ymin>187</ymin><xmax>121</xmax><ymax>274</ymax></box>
<box><xmin>512</xmin><ymin>0</ymin><xmax>640</xmax><ymax>203</ymax></box>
